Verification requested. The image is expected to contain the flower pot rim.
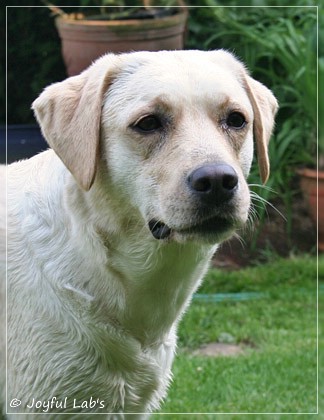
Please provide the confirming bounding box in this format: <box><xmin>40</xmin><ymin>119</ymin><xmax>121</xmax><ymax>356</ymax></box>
<box><xmin>297</xmin><ymin>167</ymin><xmax>324</xmax><ymax>180</ymax></box>
<box><xmin>56</xmin><ymin>9</ymin><xmax>188</xmax><ymax>28</ymax></box>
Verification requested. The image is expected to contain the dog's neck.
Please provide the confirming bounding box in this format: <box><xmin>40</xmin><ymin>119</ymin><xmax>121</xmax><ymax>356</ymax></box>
<box><xmin>107</xmin><ymin>233</ymin><xmax>216</xmax><ymax>345</ymax></box>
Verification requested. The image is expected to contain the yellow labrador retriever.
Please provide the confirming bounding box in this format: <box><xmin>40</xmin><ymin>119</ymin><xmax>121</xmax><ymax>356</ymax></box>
<box><xmin>0</xmin><ymin>50</ymin><xmax>277</xmax><ymax>418</ymax></box>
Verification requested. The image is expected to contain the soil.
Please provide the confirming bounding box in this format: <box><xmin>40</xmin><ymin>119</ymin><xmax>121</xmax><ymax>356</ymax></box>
<box><xmin>193</xmin><ymin>342</ymin><xmax>244</xmax><ymax>357</ymax></box>
<box><xmin>212</xmin><ymin>193</ymin><xmax>317</xmax><ymax>270</ymax></box>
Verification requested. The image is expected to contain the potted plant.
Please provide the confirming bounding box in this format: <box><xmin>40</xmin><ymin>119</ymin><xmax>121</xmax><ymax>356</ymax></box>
<box><xmin>47</xmin><ymin>0</ymin><xmax>188</xmax><ymax>76</ymax></box>
<box><xmin>298</xmin><ymin>55</ymin><xmax>324</xmax><ymax>251</ymax></box>
<box><xmin>297</xmin><ymin>6</ymin><xmax>323</xmax><ymax>251</ymax></box>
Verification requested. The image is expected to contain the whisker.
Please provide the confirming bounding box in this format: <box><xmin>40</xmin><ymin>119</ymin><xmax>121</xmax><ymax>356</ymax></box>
<box><xmin>249</xmin><ymin>186</ymin><xmax>286</xmax><ymax>222</ymax></box>
<box><xmin>232</xmin><ymin>232</ymin><xmax>246</xmax><ymax>248</ymax></box>
<box><xmin>246</xmin><ymin>208</ymin><xmax>258</xmax><ymax>227</ymax></box>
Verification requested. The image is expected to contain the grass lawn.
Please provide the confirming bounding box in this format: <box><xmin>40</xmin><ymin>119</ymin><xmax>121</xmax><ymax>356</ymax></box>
<box><xmin>154</xmin><ymin>255</ymin><xmax>320</xmax><ymax>418</ymax></box>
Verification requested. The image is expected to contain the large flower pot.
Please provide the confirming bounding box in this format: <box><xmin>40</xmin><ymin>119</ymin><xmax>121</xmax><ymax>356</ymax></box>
<box><xmin>298</xmin><ymin>168</ymin><xmax>324</xmax><ymax>251</ymax></box>
<box><xmin>55</xmin><ymin>10</ymin><xmax>188</xmax><ymax>76</ymax></box>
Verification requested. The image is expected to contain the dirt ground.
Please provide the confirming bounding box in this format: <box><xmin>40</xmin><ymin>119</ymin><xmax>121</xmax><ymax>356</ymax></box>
<box><xmin>212</xmin><ymin>193</ymin><xmax>317</xmax><ymax>269</ymax></box>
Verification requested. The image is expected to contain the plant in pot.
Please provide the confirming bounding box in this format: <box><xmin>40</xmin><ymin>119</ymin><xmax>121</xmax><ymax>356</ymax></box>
<box><xmin>298</xmin><ymin>54</ymin><xmax>324</xmax><ymax>251</ymax></box>
<box><xmin>296</xmin><ymin>6</ymin><xmax>323</xmax><ymax>251</ymax></box>
<box><xmin>47</xmin><ymin>0</ymin><xmax>188</xmax><ymax>76</ymax></box>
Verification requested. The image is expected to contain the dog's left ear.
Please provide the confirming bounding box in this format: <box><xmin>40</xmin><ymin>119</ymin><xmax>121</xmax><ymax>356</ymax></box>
<box><xmin>32</xmin><ymin>54</ymin><xmax>120</xmax><ymax>191</ymax></box>
<box><xmin>243</xmin><ymin>76</ymin><xmax>278</xmax><ymax>184</ymax></box>
<box><xmin>209</xmin><ymin>50</ymin><xmax>278</xmax><ymax>184</ymax></box>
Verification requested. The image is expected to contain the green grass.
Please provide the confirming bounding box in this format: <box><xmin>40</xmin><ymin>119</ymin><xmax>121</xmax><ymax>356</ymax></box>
<box><xmin>154</xmin><ymin>255</ymin><xmax>320</xmax><ymax>418</ymax></box>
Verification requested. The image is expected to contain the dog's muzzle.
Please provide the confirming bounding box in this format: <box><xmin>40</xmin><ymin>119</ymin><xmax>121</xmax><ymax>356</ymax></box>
<box><xmin>148</xmin><ymin>163</ymin><xmax>240</xmax><ymax>240</ymax></box>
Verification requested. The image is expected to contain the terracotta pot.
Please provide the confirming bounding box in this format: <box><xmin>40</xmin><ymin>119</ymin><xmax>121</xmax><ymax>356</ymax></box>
<box><xmin>298</xmin><ymin>167</ymin><xmax>324</xmax><ymax>251</ymax></box>
<box><xmin>55</xmin><ymin>10</ymin><xmax>188</xmax><ymax>76</ymax></box>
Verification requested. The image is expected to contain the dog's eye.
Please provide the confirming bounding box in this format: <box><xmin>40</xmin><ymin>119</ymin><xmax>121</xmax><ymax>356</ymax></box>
<box><xmin>226</xmin><ymin>112</ymin><xmax>246</xmax><ymax>129</ymax></box>
<box><xmin>134</xmin><ymin>115</ymin><xmax>162</xmax><ymax>133</ymax></box>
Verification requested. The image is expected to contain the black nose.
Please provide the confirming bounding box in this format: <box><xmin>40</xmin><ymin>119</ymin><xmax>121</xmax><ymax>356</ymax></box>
<box><xmin>187</xmin><ymin>163</ymin><xmax>238</xmax><ymax>205</ymax></box>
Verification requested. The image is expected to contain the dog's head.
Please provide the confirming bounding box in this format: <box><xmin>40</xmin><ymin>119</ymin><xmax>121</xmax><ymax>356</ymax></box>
<box><xmin>33</xmin><ymin>50</ymin><xmax>278</xmax><ymax>244</ymax></box>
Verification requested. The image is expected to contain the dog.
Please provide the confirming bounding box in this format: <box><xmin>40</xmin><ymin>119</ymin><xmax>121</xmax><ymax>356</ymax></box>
<box><xmin>0</xmin><ymin>50</ymin><xmax>277</xmax><ymax>419</ymax></box>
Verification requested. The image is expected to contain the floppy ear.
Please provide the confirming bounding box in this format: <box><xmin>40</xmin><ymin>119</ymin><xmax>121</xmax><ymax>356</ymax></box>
<box><xmin>243</xmin><ymin>75</ymin><xmax>278</xmax><ymax>184</ymax></box>
<box><xmin>32</xmin><ymin>54</ymin><xmax>120</xmax><ymax>191</ymax></box>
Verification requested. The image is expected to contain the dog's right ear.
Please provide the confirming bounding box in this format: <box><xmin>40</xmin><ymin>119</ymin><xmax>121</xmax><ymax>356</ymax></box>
<box><xmin>32</xmin><ymin>54</ymin><xmax>120</xmax><ymax>191</ymax></box>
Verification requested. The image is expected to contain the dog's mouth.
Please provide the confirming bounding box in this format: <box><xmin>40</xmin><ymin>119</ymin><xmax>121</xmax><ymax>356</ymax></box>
<box><xmin>148</xmin><ymin>216</ymin><xmax>234</xmax><ymax>240</ymax></box>
<box><xmin>148</xmin><ymin>220</ymin><xmax>173</xmax><ymax>240</ymax></box>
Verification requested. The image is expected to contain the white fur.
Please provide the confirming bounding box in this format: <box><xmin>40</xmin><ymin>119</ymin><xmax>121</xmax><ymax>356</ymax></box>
<box><xmin>0</xmin><ymin>50</ymin><xmax>277</xmax><ymax>419</ymax></box>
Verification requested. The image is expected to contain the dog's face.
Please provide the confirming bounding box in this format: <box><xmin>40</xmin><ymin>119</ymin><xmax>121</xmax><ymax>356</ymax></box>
<box><xmin>33</xmin><ymin>50</ymin><xmax>278</xmax><ymax>244</ymax></box>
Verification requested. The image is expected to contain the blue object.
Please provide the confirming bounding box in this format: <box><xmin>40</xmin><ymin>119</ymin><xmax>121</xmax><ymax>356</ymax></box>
<box><xmin>0</xmin><ymin>125</ymin><xmax>48</xmax><ymax>164</ymax></box>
